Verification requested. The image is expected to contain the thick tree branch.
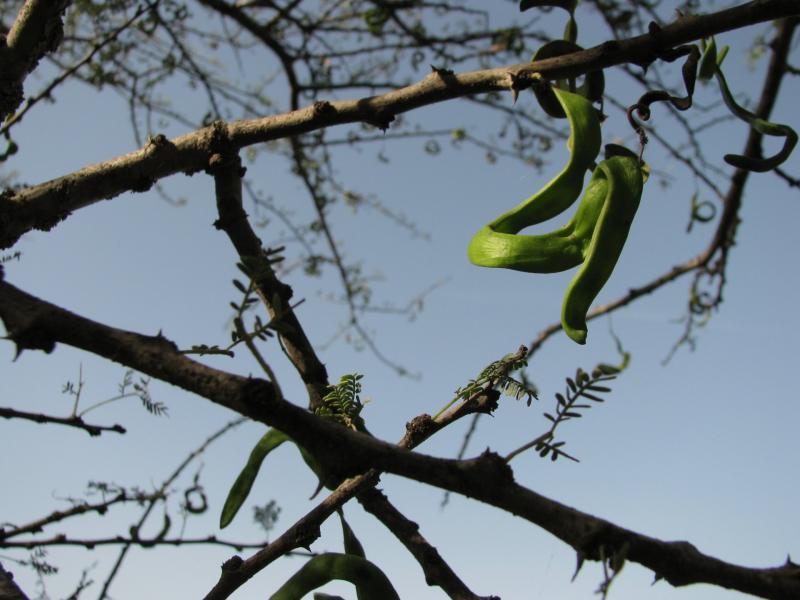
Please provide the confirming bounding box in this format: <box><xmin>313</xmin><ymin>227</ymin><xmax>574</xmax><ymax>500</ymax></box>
<box><xmin>2</xmin><ymin>274</ymin><xmax>799</xmax><ymax>599</ymax></box>
<box><xmin>2</xmin><ymin>0</ymin><xmax>798</xmax><ymax>250</ymax></box>
<box><xmin>0</xmin><ymin>563</ymin><xmax>29</xmax><ymax>600</ymax></box>
<box><xmin>0</xmin><ymin>271</ymin><xmax>275</xmax><ymax>414</ymax></box>
<box><xmin>0</xmin><ymin>0</ymin><xmax>71</xmax><ymax>120</ymax></box>
<box><xmin>204</xmin><ymin>472</ymin><xmax>382</xmax><ymax>600</ymax></box>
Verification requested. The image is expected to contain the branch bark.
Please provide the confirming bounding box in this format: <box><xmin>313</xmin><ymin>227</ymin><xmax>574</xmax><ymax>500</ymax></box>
<box><xmin>0</xmin><ymin>406</ymin><xmax>125</xmax><ymax>436</ymax></box>
<box><xmin>0</xmin><ymin>0</ymin><xmax>71</xmax><ymax>120</ymax></box>
<box><xmin>358</xmin><ymin>488</ymin><xmax>497</xmax><ymax>600</ymax></box>
<box><xmin>0</xmin><ymin>563</ymin><xmax>29</xmax><ymax>600</ymax></box>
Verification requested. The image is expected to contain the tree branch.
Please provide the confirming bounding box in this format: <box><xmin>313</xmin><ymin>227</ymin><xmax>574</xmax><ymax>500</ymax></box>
<box><xmin>0</xmin><ymin>406</ymin><xmax>125</xmax><ymax>436</ymax></box>
<box><xmin>1</xmin><ymin>535</ymin><xmax>269</xmax><ymax>551</ymax></box>
<box><xmin>2</xmin><ymin>273</ymin><xmax>799</xmax><ymax>599</ymax></box>
<box><xmin>0</xmin><ymin>492</ymin><xmax>153</xmax><ymax>541</ymax></box>
<box><xmin>2</xmin><ymin>0</ymin><xmax>798</xmax><ymax>250</ymax></box>
<box><xmin>0</xmin><ymin>562</ymin><xmax>30</xmax><ymax>600</ymax></box>
<box><xmin>357</xmin><ymin>488</ymin><xmax>497</xmax><ymax>600</ymax></box>
<box><xmin>0</xmin><ymin>0</ymin><xmax>70</xmax><ymax>120</ymax></box>
<box><xmin>208</xmin><ymin>149</ymin><xmax>330</xmax><ymax>409</ymax></box>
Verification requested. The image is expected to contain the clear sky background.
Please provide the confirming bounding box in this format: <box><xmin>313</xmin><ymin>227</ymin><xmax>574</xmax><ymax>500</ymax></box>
<box><xmin>1</xmin><ymin>3</ymin><xmax>799</xmax><ymax>600</ymax></box>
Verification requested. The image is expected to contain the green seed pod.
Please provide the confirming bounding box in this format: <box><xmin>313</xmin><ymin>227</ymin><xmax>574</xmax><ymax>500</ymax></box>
<box><xmin>220</xmin><ymin>428</ymin><xmax>331</xmax><ymax>528</ymax></box>
<box><xmin>467</xmin><ymin>88</ymin><xmax>601</xmax><ymax>272</ymax></box>
<box><xmin>220</xmin><ymin>428</ymin><xmax>290</xmax><ymax>528</ymax></box>
<box><xmin>561</xmin><ymin>155</ymin><xmax>645</xmax><ymax>344</ymax></box>
<box><xmin>468</xmin><ymin>157</ymin><xmax>610</xmax><ymax>273</ymax></box>
<box><xmin>269</xmin><ymin>553</ymin><xmax>400</xmax><ymax>600</ymax></box>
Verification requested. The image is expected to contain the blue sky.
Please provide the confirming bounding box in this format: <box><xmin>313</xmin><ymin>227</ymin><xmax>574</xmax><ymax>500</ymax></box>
<box><xmin>1</xmin><ymin>3</ymin><xmax>799</xmax><ymax>599</ymax></box>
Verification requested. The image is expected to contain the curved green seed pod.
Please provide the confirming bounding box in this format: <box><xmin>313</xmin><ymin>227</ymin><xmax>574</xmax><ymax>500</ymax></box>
<box><xmin>714</xmin><ymin>66</ymin><xmax>798</xmax><ymax>172</ymax></box>
<box><xmin>468</xmin><ymin>88</ymin><xmax>600</xmax><ymax>271</ymax></box>
<box><xmin>220</xmin><ymin>429</ymin><xmax>330</xmax><ymax>528</ymax></box>
<box><xmin>220</xmin><ymin>428</ymin><xmax>289</xmax><ymax>528</ymax></box>
<box><xmin>561</xmin><ymin>155</ymin><xmax>645</xmax><ymax>344</ymax></box>
<box><xmin>268</xmin><ymin>553</ymin><xmax>400</xmax><ymax>600</ymax></box>
<box><xmin>468</xmin><ymin>162</ymin><xmax>609</xmax><ymax>272</ymax></box>
<box><xmin>531</xmin><ymin>40</ymin><xmax>605</xmax><ymax>119</ymax></box>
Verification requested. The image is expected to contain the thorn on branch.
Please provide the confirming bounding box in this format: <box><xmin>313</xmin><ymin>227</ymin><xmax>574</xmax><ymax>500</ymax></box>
<box><xmin>429</xmin><ymin>64</ymin><xmax>454</xmax><ymax>78</ymax></box>
<box><xmin>507</xmin><ymin>71</ymin><xmax>525</xmax><ymax>104</ymax></box>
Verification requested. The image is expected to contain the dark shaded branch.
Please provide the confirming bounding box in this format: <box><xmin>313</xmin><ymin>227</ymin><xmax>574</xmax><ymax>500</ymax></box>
<box><xmin>208</xmin><ymin>149</ymin><xmax>330</xmax><ymax>410</ymax></box>
<box><xmin>0</xmin><ymin>0</ymin><xmax>70</xmax><ymax>120</ymax></box>
<box><xmin>0</xmin><ymin>273</ymin><xmax>277</xmax><ymax>414</ymax></box>
<box><xmin>0</xmin><ymin>4</ymin><xmax>149</xmax><ymax>137</ymax></box>
<box><xmin>0</xmin><ymin>562</ymin><xmax>30</xmax><ymax>600</ymax></box>
<box><xmin>2</xmin><ymin>535</ymin><xmax>268</xmax><ymax>551</ymax></box>
<box><xmin>358</xmin><ymin>488</ymin><xmax>497</xmax><ymax>600</ymax></box>
<box><xmin>0</xmin><ymin>492</ymin><xmax>154</xmax><ymax>541</ymax></box>
<box><xmin>2</xmin><ymin>236</ymin><xmax>800</xmax><ymax>600</ymax></box>
<box><xmin>0</xmin><ymin>406</ymin><xmax>125</xmax><ymax>436</ymax></box>
<box><xmin>3</xmin><ymin>0</ymin><xmax>799</xmax><ymax>250</ymax></box>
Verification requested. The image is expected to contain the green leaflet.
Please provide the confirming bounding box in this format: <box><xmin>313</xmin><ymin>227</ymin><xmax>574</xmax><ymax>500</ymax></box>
<box><xmin>467</xmin><ymin>87</ymin><xmax>601</xmax><ymax>272</ymax></box>
<box><xmin>561</xmin><ymin>155</ymin><xmax>645</xmax><ymax>344</ymax></box>
<box><xmin>219</xmin><ymin>428</ymin><xmax>328</xmax><ymax>528</ymax></box>
<box><xmin>268</xmin><ymin>553</ymin><xmax>400</xmax><ymax>600</ymax></box>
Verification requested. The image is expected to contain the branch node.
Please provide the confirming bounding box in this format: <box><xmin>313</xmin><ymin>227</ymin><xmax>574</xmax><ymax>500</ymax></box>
<box><xmin>312</xmin><ymin>100</ymin><xmax>336</xmax><ymax>117</ymax></box>
<box><xmin>221</xmin><ymin>555</ymin><xmax>243</xmax><ymax>572</ymax></box>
